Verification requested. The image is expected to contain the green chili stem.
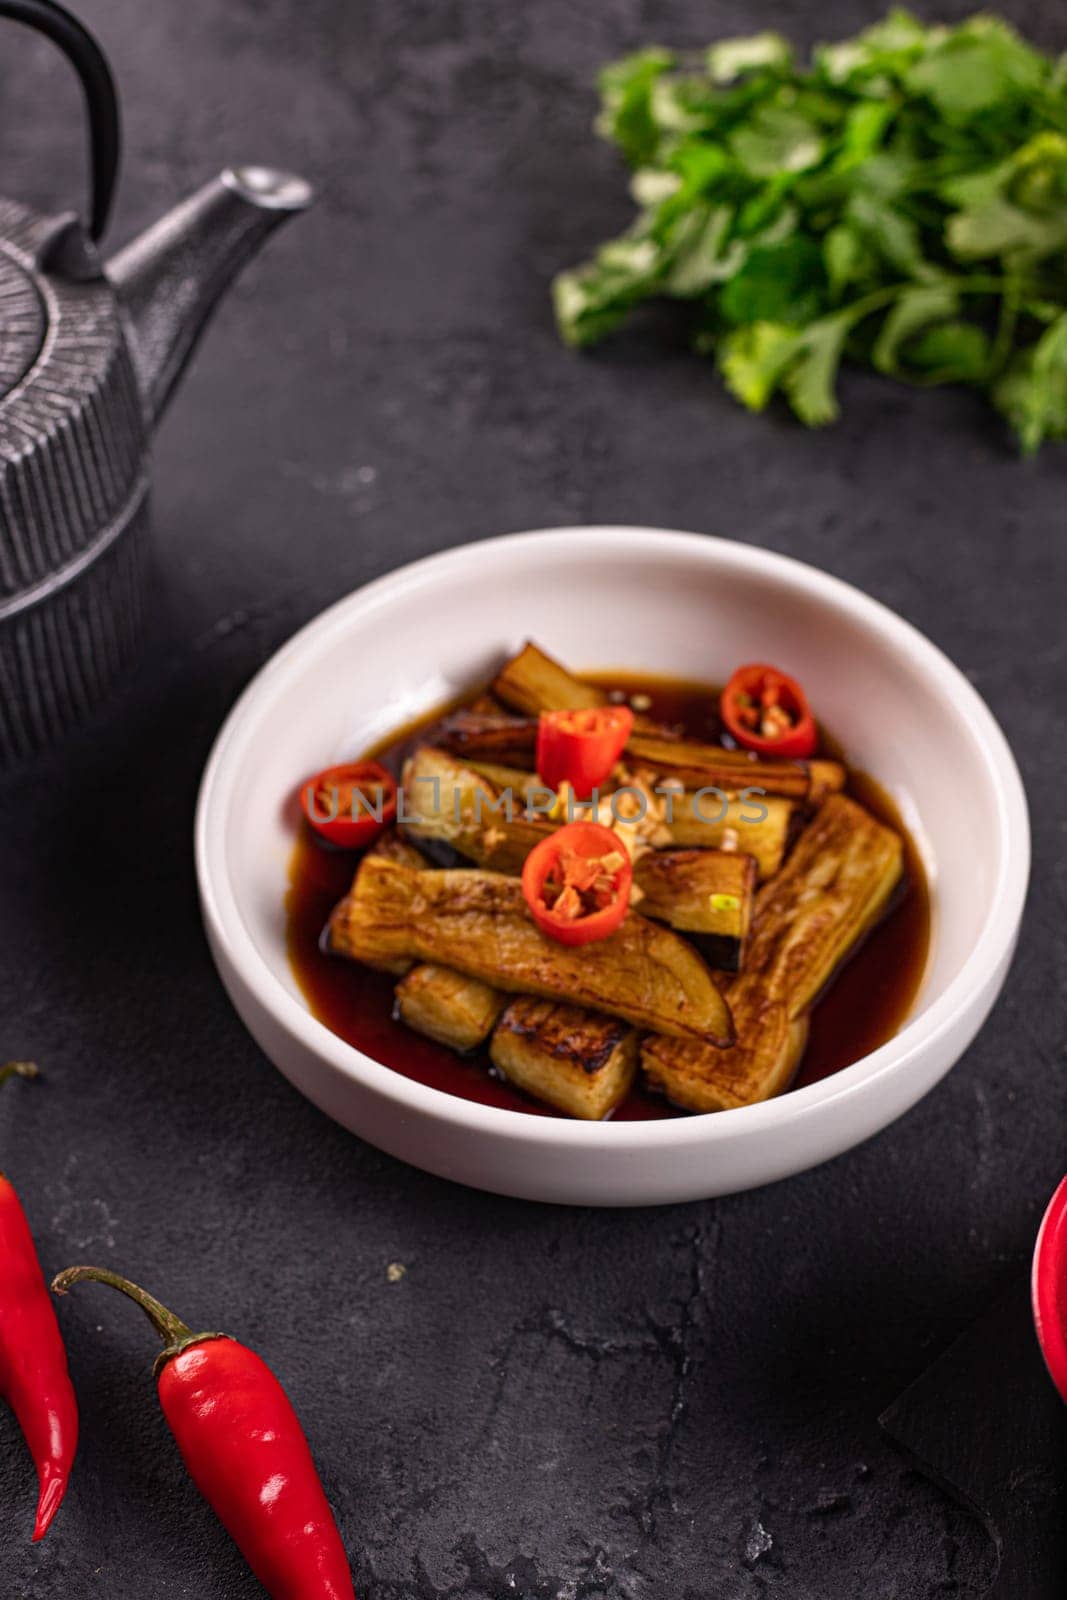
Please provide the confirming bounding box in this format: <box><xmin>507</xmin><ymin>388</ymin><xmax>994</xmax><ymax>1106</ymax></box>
<box><xmin>51</xmin><ymin>1266</ymin><xmax>196</xmax><ymax>1348</ymax></box>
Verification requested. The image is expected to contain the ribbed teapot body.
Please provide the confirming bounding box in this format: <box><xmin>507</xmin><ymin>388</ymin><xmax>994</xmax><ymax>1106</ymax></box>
<box><xmin>0</xmin><ymin>196</ymin><xmax>150</xmax><ymax>764</ymax></box>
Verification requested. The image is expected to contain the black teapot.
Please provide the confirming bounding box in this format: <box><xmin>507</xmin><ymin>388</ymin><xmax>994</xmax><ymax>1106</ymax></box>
<box><xmin>0</xmin><ymin>0</ymin><xmax>311</xmax><ymax>762</ymax></box>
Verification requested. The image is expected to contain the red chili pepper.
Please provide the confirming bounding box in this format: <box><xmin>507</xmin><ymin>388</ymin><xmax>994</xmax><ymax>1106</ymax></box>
<box><xmin>301</xmin><ymin>760</ymin><xmax>397</xmax><ymax>851</ymax></box>
<box><xmin>535</xmin><ymin>705</ymin><xmax>634</xmax><ymax>800</ymax></box>
<box><xmin>1033</xmin><ymin>1175</ymin><xmax>1067</xmax><ymax>1406</ymax></box>
<box><xmin>721</xmin><ymin>663</ymin><xmax>818</xmax><ymax>759</ymax></box>
<box><xmin>0</xmin><ymin>1062</ymin><xmax>78</xmax><ymax>1541</ymax></box>
<box><xmin>51</xmin><ymin>1266</ymin><xmax>355</xmax><ymax>1600</ymax></box>
<box><xmin>521</xmin><ymin>821</ymin><xmax>633</xmax><ymax>947</ymax></box>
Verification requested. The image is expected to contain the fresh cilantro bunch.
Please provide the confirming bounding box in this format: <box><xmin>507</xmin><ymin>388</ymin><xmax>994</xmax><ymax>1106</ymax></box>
<box><xmin>553</xmin><ymin>11</ymin><xmax>1067</xmax><ymax>452</ymax></box>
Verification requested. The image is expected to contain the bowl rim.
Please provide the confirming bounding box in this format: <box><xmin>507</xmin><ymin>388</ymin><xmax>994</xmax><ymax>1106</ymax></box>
<box><xmin>195</xmin><ymin>525</ymin><xmax>1030</xmax><ymax>1152</ymax></box>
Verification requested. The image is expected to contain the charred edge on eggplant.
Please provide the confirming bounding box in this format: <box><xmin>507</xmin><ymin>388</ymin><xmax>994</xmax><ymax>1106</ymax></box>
<box><xmin>490</xmin><ymin>998</ymin><xmax>638</xmax><ymax>1120</ymax></box>
<box><xmin>437</xmin><ymin>709</ymin><xmax>538</xmax><ymax>767</ymax></box>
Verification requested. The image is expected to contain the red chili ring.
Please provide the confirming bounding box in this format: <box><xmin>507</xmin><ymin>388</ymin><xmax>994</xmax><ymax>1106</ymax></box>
<box><xmin>521</xmin><ymin>820</ymin><xmax>633</xmax><ymax>947</ymax></box>
<box><xmin>300</xmin><ymin>759</ymin><xmax>397</xmax><ymax>850</ymax></box>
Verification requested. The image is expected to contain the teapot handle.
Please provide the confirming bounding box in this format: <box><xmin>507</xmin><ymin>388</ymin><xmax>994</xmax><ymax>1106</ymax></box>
<box><xmin>0</xmin><ymin>0</ymin><xmax>119</xmax><ymax>240</ymax></box>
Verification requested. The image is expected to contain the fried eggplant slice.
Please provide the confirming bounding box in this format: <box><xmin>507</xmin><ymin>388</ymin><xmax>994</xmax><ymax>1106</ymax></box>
<box><xmin>640</xmin><ymin>795</ymin><xmax>902</xmax><ymax>1110</ymax></box>
<box><xmin>327</xmin><ymin>857</ymin><xmax>734</xmax><ymax>1045</ymax></box>
<box><xmin>366</xmin><ymin>826</ymin><xmax>426</xmax><ymax>869</ymax></box>
<box><xmin>627</xmin><ymin>731</ymin><xmax>811</xmax><ymax>800</ymax></box>
<box><xmin>437</xmin><ymin>709</ymin><xmax>538</xmax><ymax>767</ymax></box>
<box><xmin>490</xmin><ymin>999</ymin><xmax>638</xmax><ymax>1119</ymax></box>
<box><xmin>492</xmin><ymin>641</ymin><xmax>607</xmax><ymax>716</ymax></box>
<box><xmin>633</xmin><ymin>849</ymin><xmax>755</xmax><ymax>972</ymax></box>
<box><xmin>465</xmin><ymin>760</ymin><xmax>549</xmax><ymax>798</ymax></box>
<box><xmin>395</xmin><ymin>963</ymin><xmax>506</xmax><ymax>1051</ymax></box>
<box><xmin>338</xmin><ymin>829</ymin><xmax>423</xmax><ymax>974</ymax></box>
<box><xmin>400</xmin><ymin>746</ymin><xmax>553</xmax><ymax>873</ymax></box>
<box><xmin>807</xmin><ymin>759</ymin><xmax>847</xmax><ymax>807</ymax></box>
<box><xmin>467</xmin><ymin>691</ymin><xmax>506</xmax><ymax>716</ymax></box>
<box><xmin>642</xmin><ymin>997</ymin><xmax>808</xmax><ymax>1112</ymax></box>
<box><xmin>741</xmin><ymin>792</ymin><xmax>903</xmax><ymax>1017</ymax></box>
<box><xmin>406</xmin><ymin>747</ymin><xmax>791</xmax><ymax>883</ymax></box>
<box><xmin>664</xmin><ymin>792</ymin><xmax>795</xmax><ymax>879</ymax></box>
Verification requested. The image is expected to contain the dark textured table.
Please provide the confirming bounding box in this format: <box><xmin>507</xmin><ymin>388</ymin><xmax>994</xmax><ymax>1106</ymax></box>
<box><xmin>1</xmin><ymin>2</ymin><xmax>1064</xmax><ymax>1595</ymax></box>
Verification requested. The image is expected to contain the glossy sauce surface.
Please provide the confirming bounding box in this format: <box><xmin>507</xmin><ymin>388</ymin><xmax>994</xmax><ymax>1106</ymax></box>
<box><xmin>286</xmin><ymin>675</ymin><xmax>931</xmax><ymax>1119</ymax></box>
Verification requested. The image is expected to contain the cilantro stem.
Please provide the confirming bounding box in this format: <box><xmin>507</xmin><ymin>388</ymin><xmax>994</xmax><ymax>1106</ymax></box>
<box><xmin>989</xmin><ymin>276</ymin><xmax>1021</xmax><ymax>378</ymax></box>
<box><xmin>839</xmin><ymin>274</ymin><xmax>1009</xmax><ymax>332</ymax></box>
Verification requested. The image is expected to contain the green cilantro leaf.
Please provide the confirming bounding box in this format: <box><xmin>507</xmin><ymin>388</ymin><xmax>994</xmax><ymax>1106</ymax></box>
<box><xmin>718</xmin><ymin>322</ymin><xmax>803</xmax><ymax>411</ymax></box>
<box><xmin>730</xmin><ymin>105</ymin><xmax>825</xmax><ymax>177</ymax></box>
<box><xmin>908</xmin><ymin>321</ymin><xmax>992</xmax><ymax>381</ymax></box>
<box><xmin>662</xmin><ymin>205</ymin><xmax>744</xmax><ymax>294</ymax></box>
<box><xmin>783</xmin><ymin>314</ymin><xmax>852</xmax><ymax>425</ymax></box>
<box><xmin>719</xmin><ymin>237</ymin><xmax>826</xmax><ymax>326</ymax></box>
<box><xmin>905</xmin><ymin>16</ymin><xmax>1048</xmax><ymax>121</ymax></box>
<box><xmin>823</xmin><ymin>223</ymin><xmax>874</xmax><ymax>299</ymax></box>
<box><xmin>992</xmin><ymin>313</ymin><xmax>1067</xmax><ymax>453</ymax></box>
<box><xmin>596</xmin><ymin>49</ymin><xmax>676</xmax><ymax>167</ymax></box>
<box><xmin>707</xmin><ymin>32</ymin><xmax>792</xmax><ymax>85</ymax></box>
<box><xmin>871</xmin><ymin>285</ymin><xmax>961</xmax><ymax>373</ymax></box>
<box><xmin>554</xmin><ymin>9</ymin><xmax>1067</xmax><ymax>450</ymax></box>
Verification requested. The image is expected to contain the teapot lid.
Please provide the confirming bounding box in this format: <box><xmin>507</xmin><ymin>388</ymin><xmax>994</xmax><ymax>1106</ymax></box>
<box><xmin>0</xmin><ymin>194</ymin><xmax>143</xmax><ymax>611</ymax></box>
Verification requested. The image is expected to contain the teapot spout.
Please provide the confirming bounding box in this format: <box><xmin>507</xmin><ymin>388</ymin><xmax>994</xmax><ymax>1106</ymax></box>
<box><xmin>107</xmin><ymin>166</ymin><xmax>312</xmax><ymax>424</ymax></box>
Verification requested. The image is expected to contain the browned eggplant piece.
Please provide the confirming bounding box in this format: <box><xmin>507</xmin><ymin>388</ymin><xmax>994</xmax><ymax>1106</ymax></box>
<box><xmin>807</xmin><ymin>759</ymin><xmax>847</xmax><ymax>806</ymax></box>
<box><xmin>640</xmin><ymin>794</ymin><xmax>902</xmax><ymax>1111</ymax></box>
<box><xmin>326</xmin><ymin>857</ymin><xmax>734</xmax><ymax>1045</ymax></box>
<box><xmin>395</xmin><ymin>963</ymin><xmax>506</xmax><ymax>1051</ymax></box>
<box><xmin>627</xmin><ymin>731</ymin><xmax>811</xmax><ymax>800</ymax></box>
<box><xmin>366</xmin><ymin>826</ymin><xmax>426</xmax><ymax>869</ymax></box>
<box><xmin>492</xmin><ymin>641</ymin><xmax>608</xmax><ymax>716</ymax></box>
<box><xmin>633</xmin><ymin>849</ymin><xmax>755</xmax><ymax>972</ymax></box>
<box><xmin>400</xmin><ymin>746</ymin><xmax>553</xmax><ymax>873</ymax></box>
<box><xmin>405</xmin><ymin>748</ymin><xmax>791</xmax><ymax>884</ymax></box>
<box><xmin>664</xmin><ymin>792</ymin><xmax>795</xmax><ymax>879</ymax></box>
<box><xmin>465</xmin><ymin>760</ymin><xmax>548</xmax><ymax>798</ymax></box>
<box><xmin>642</xmin><ymin>996</ymin><xmax>808</xmax><ymax>1112</ymax></box>
<box><xmin>334</xmin><ymin>828</ymin><xmax>423</xmax><ymax>975</ymax></box>
<box><xmin>490</xmin><ymin>999</ymin><xmax>638</xmax><ymax>1119</ymax></box>
<box><xmin>437</xmin><ymin>709</ymin><xmax>538</xmax><ymax>767</ymax></box>
<box><xmin>467</xmin><ymin>691</ymin><xmax>506</xmax><ymax>715</ymax></box>
<box><xmin>741</xmin><ymin>792</ymin><xmax>903</xmax><ymax>1017</ymax></box>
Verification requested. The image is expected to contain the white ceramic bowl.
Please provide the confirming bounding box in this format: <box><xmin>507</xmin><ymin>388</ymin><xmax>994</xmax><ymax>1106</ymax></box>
<box><xmin>195</xmin><ymin>527</ymin><xmax>1029</xmax><ymax>1205</ymax></box>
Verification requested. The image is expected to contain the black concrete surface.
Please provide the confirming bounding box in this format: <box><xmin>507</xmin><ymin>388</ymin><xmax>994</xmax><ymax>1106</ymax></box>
<box><xmin>0</xmin><ymin>2</ymin><xmax>1064</xmax><ymax>1595</ymax></box>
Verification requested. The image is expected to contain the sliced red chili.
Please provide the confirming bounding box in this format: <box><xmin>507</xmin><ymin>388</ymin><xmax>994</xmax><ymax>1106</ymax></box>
<box><xmin>535</xmin><ymin>705</ymin><xmax>634</xmax><ymax>799</ymax></box>
<box><xmin>521</xmin><ymin>821</ymin><xmax>633</xmax><ymax>947</ymax></box>
<box><xmin>721</xmin><ymin>663</ymin><xmax>817</xmax><ymax>759</ymax></box>
<box><xmin>301</xmin><ymin>760</ymin><xmax>397</xmax><ymax>850</ymax></box>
